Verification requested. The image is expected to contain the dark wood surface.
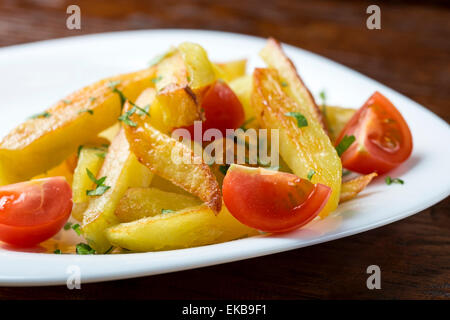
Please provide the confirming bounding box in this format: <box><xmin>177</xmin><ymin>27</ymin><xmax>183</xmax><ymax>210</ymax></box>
<box><xmin>0</xmin><ymin>0</ymin><xmax>448</xmax><ymax>299</ymax></box>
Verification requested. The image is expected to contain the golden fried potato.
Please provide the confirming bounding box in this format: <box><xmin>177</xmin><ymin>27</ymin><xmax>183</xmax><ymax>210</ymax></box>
<box><xmin>106</xmin><ymin>204</ymin><xmax>258</xmax><ymax>252</ymax></box>
<box><xmin>82</xmin><ymin>129</ymin><xmax>153</xmax><ymax>253</ymax></box>
<box><xmin>340</xmin><ymin>173</ymin><xmax>377</xmax><ymax>203</ymax></box>
<box><xmin>0</xmin><ymin>68</ymin><xmax>155</xmax><ymax>185</ymax></box>
<box><xmin>115</xmin><ymin>187</ymin><xmax>201</xmax><ymax>222</ymax></box>
<box><xmin>214</xmin><ymin>59</ymin><xmax>247</xmax><ymax>82</ymax></box>
<box><xmin>229</xmin><ymin>75</ymin><xmax>258</xmax><ymax>129</ymax></box>
<box><xmin>251</xmin><ymin>68</ymin><xmax>342</xmax><ymax>218</ymax></box>
<box><xmin>321</xmin><ymin>105</ymin><xmax>356</xmax><ymax>143</ymax></box>
<box><xmin>260</xmin><ymin>38</ymin><xmax>326</xmax><ymax>130</ymax></box>
<box><xmin>123</xmin><ymin>101</ymin><xmax>222</xmax><ymax>213</ymax></box>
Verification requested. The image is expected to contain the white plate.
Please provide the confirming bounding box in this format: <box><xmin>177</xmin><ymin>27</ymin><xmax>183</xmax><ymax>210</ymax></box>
<box><xmin>0</xmin><ymin>30</ymin><xmax>449</xmax><ymax>286</ymax></box>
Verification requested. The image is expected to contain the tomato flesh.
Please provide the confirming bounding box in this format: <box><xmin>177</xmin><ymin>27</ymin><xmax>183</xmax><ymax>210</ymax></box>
<box><xmin>184</xmin><ymin>80</ymin><xmax>245</xmax><ymax>141</ymax></box>
<box><xmin>0</xmin><ymin>177</ymin><xmax>72</xmax><ymax>247</ymax></box>
<box><xmin>335</xmin><ymin>92</ymin><xmax>413</xmax><ymax>174</ymax></box>
<box><xmin>222</xmin><ymin>165</ymin><xmax>331</xmax><ymax>233</ymax></box>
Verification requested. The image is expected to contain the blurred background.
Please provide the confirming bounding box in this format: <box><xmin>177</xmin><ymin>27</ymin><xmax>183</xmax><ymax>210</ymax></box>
<box><xmin>0</xmin><ymin>0</ymin><xmax>448</xmax><ymax>299</ymax></box>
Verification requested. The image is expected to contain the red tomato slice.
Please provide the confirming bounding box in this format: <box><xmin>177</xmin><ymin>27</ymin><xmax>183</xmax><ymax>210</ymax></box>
<box><xmin>0</xmin><ymin>177</ymin><xmax>72</xmax><ymax>247</ymax></box>
<box><xmin>184</xmin><ymin>80</ymin><xmax>245</xmax><ymax>141</ymax></box>
<box><xmin>222</xmin><ymin>165</ymin><xmax>331</xmax><ymax>233</ymax></box>
<box><xmin>335</xmin><ymin>92</ymin><xmax>413</xmax><ymax>174</ymax></box>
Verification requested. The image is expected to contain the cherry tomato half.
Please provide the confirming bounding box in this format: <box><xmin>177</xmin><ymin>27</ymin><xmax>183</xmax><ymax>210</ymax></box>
<box><xmin>0</xmin><ymin>177</ymin><xmax>72</xmax><ymax>247</ymax></box>
<box><xmin>184</xmin><ymin>80</ymin><xmax>245</xmax><ymax>141</ymax></box>
<box><xmin>222</xmin><ymin>165</ymin><xmax>331</xmax><ymax>233</ymax></box>
<box><xmin>335</xmin><ymin>92</ymin><xmax>413</xmax><ymax>174</ymax></box>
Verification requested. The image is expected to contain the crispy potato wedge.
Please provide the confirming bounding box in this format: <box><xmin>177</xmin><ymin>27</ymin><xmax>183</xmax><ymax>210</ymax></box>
<box><xmin>178</xmin><ymin>42</ymin><xmax>216</xmax><ymax>90</ymax></box>
<box><xmin>0</xmin><ymin>68</ymin><xmax>155</xmax><ymax>185</ymax></box>
<box><xmin>229</xmin><ymin>75</ymin><xmax>258</xmax><ymax>129</ymax></box>
<box><xmin>149</xmin><ymin>43</ymin><xmax>216</xmax><ymax>133</ymax></box>
<box><xmin>340</xmin><ymin>173</ymin><xmax>377</xmax><ymax>203</ymax></box>
<box><xmin>115</xmin><ymin>187</ymin><xmax>201</xmax><ymax>222</ymax></box>
<box><xmin>260</xmin><ymin>38</ymin><xmax>326</xmax><ymax>130</ymax></box>
<box><xmin>82</xmin><ymin>129</ymin><xmax>153</xmax><ymax>253</ymax></box>
<box><xmin>72</xmin><ymin>147</ymin><xmax>106</xmax><ymax>204</ymax></box>
<box><xmin>321</xmin><ymin>105</ymin><xmax>356</xmax><ymax>143</ymax></box>
<box><xmin>150</xmin><ymin>173</ymin><xmax>194</xmax><ymax>196</ymax></box>
<box><xmin>214</xmin><ymin>59</ymin><xmax>247</xmax><ymax>82</ymax></box>
<box><xmin>106</xmin><ymin>204</ymin><xmax>258</xmax><ymax>251</ymax></box>
<box><xmin>252</xmin><ymin>68</ymin><xmax>342</xmax><ymax>218</ymax></box>
<box><xmin>124</xmin><ymin>100</ymin><xmax>222</xmax><ymax>213</ymax></box>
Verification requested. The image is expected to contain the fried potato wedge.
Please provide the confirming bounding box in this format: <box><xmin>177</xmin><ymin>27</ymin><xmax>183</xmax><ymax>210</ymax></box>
<box><xmin>106</xmin><ymin>204</ymin><xmax>258</xmax><ymax>251</ymax></box>
<box><xmin>82</xmin><ymin>129</ymin><xmax>153</xmax><ymax>253</ymax></box>
<box><xmin>0</xmin><ymin>68</ymin><xmax>155</xmax><ymax>185</ymax></box>
<box><xmin>124</xmin><ymin>101</ymin><xmax>222</xmax><ymax>213</ymax></box>
<box><xmin>229</xmin><ymin>75</ymin><xmax>258</xmax><ymax>129</ymax></box>
<box><xmin>321</xmin><ymin>105</ymin><xmax>356</xmax><ymax>143</ymax></box>
<box><xmin>214</xmin><ymin>59</ymin><xmax>247</xmax><ymax>82</ymax></box>
<box><xmin>149</xmin><ymin>43</ymin><xmax>216</xmax><ymax>133</ymax></box>
<box><xmin>115</xmin><ymin>187</ymin><xmax>201</xmax><ymax>222</ymax></box>
<box><xmin>72</xmin><ymin>147</ymin><xmax>106</xmax><ymax>203</ymax></box>
<box><xmin>260</xmin><ymin>38</ymin><xmax>326</xmax><ymax>130</ymax></box>
<box><xmin>252</xmin><ymin>68</ymin><xmax>342</xmax><ymax>218</ymax></box>
<box><xmin>340</xmin><ymin>173</ymin><xmax>377</xmax><ymax>203</ymax></box>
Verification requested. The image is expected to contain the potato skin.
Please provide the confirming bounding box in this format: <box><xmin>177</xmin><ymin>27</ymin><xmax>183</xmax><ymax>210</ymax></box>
<box><xmin>251</xmin><ymin>68</ymin><xmax>342</xmax><ymax>218</ymax></box>
<box><xmin>106</xmin><ymin>204</ymin><xmax>258</xmax><ymax>252</ymax></box>
<box><xmin>0</xmin><ymin>68</ymin><xmax>155</xmax><ymax>185</ymax></box>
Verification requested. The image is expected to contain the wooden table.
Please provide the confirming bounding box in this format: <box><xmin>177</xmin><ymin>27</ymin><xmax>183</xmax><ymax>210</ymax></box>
<box><xmin>0</xmin><ymin>0</ymin><xmax>448</xmax><ymax>299</ymax></box>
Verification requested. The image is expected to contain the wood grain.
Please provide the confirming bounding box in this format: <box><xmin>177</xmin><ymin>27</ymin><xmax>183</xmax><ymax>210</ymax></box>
<box><xmin>0</xmin><ymin>0</ymin><xmax>448</xmax><ymax>299</ymax></box>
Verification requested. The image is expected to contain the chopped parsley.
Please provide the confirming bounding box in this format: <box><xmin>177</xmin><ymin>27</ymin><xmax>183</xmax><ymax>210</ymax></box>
<box><xmin>336</xmin><ymin>135</ymin><xmax>355</xmax><ymax>157</ymax></box>
<box><xmin>96</xmin><ymin>152</ymin><xmax>106</xmax><ymax>159</ymax></box>
<box><xmin>385</xmin><ymin>176</ymin><xmax>404</xmax><ymax>185</ymax></box>
<box><xmin>319</xmin><ymin>90</ymin><xmax>326</xmax><ymax>105</ymax></box>
<box><xmin>63</xmin><ymin>99</ymin><xmax>72</xmax><ymax>104</ymax></box>
<box><xmin>161</xmin><ymin>209</ymin><xmax>174</xmax><ymax>214</ymax></box>
<box><xmin>281</xmin><ymin>81</ymin><xmax>288</xmax><ymax>87</ymax></box>
<box><xmin>285</xmin><ymin>112</ymin><xmax>308</xmax><ymax>128</ymax></box>
<box><xmin>77</xmin><ymin>145</ymin><xmax>84</xmax><ymax>157</ymax></box>
<box><xmin>78</xmin><ymin>109</ymin><xmax>94</xmax><ymax>115</ymax></box>
<box><xmin>118</xmin><ymin>107</ymin><xmax>138</xmax><ymax>127</ymax></box>
<box><xmin>307</xmin><ymin>169</ymin><xmax>316</xmax><ymax>181</ymax></box>
<box><xmin>29</xmin><ymin>111</ymin><xmax>51</xmax><ymax>119</ymax></box>
<box><xmin>86</xmin><ymin>168</ymin><xmax>111</xmax><ymax>196</ymax></box>
<box><xmin>342</xmin><ymin>169</ymin><xmax>351</xmax><ymax>177</ymax></box>
<box><xmin>54</xmin><ymin>249</ymin><xmax>62</xmax><ymax>254</ymax></box>
<box><xmin>76</xmin><ymin>243</ymin><xmax>96</xmax><ymax>255</ymax></box>
<box><xmin>151</xmin><ymin>76</ymin><xmax>163</xmax><ymax>84</ymax></box>
<box><xmin>72</xmin><ymin>223</ymin><xmax>82</xmax><ymax>236</ymax></box>
<box><xmin>89</xmin><ymin>96</ymin><xmax>97</xmax><ymax>103</ymax></box>
<box><xmin>108</xmin><ymin>80</ymin><xmax>126</xmax><ymax>106</ymax></box>
<box><xmin>64</xmin><ymin>222</ymin><xmax>72</xmax><ymax>230</ymax></box>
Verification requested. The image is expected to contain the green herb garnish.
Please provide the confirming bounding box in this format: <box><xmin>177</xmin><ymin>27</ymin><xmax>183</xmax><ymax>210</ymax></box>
<box><xmin>64</xmin><ymin>222</ymin><xmax>72</xmax><ymax>230</ymax></box>
<box><xmin>307</xmin><ymin>169</ymin><xmax>316</xmax><ymax>181</ymax></box>
<box><xmin>54</xmin><ymin>249</ymin><xmax>62</xmax><ymax>254</ymax></box>
<box><xmin>336</xmin><ymin>135</ymin><xmax>356</xmax><ymax>157</ymax></box>
<box><xmin>78</xmin><ymin>109</ymin><xmax>94</xmax><ymax>115</ymax></box>
<box><xmin>86</xmin><ymin>168</ymin><xmax>111</xmax><ymax>196</ymax></box>
<box><xmin>319</xmin><ymin>90</ymin><xmax>326</xmax><ymax>105</ymax></box>
<box><xmin>63</xmin><ymin>99</ymin><xmax>72</xmax><ymax>104</ymax></box>
<box><xmin>385</xmin><ymin>176</ymin><xmax>404</xmax><ymax>185</ymax></box>
<box><xmin>285</xmin><ymin>112</ymin><xmax>308</xmax><ymax>128</ymax></box>
<box><xmin>151</xmin><ymin>76</ymin><xmax>162</xmax><ymax>84</ymax></box>
<box><xmin>29</xmin><ymin>111</ymin><xmax>51</xmax><ymax>119</ymax></box>
<box><xmin>76</xmin><ymin>243</ymin><xmax>96</xmax><ymax>255</ymax></box>
<box><xmin>77</xmin><ymin>145</ymin><xmax>84</xmax><ymax>157</ymax></box>
<box><xmin>342</xmin><ymin>169</ymin><xmax>351</xmax><ymax>177</ymax></box>
<box><xmin>72</xmin><ymin>223</ymin><xmax>82</xmax><ymax>236</ymax></box>
<box><xmin>281</xmin><ymin>81</ymin><xmax>288</xmax><ymax>87</ymax></box>
<box><xmin>118</xmin><ymin>107</ymin><xmax>138</xmax><ymax>127</ymax></box>
<box><xmin>89</xmin><ymin>97</ymin><xmax>97</xmax><ymax>103</ymax></box>
<box><xmin>161</xmin><ymin>209</ymin><xmax>174</xmax><ymax>214</ymax></box>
